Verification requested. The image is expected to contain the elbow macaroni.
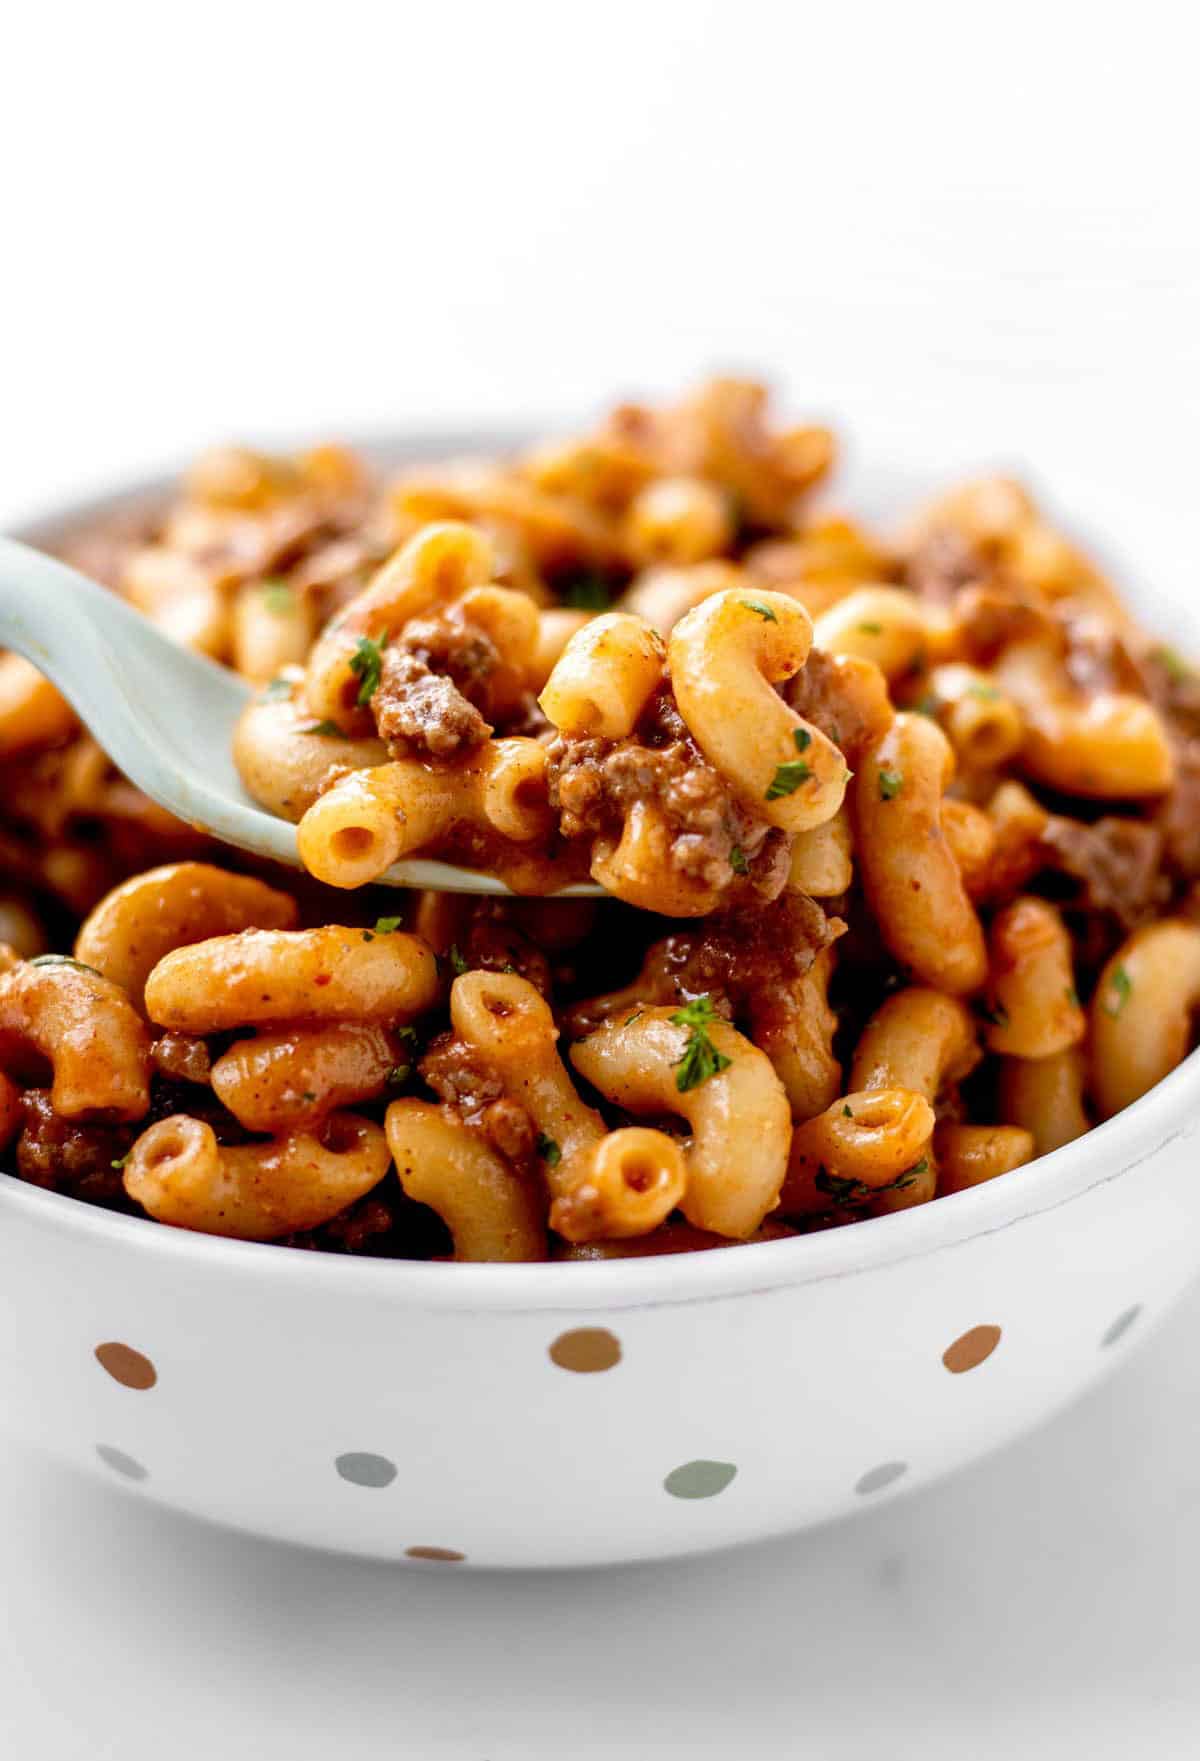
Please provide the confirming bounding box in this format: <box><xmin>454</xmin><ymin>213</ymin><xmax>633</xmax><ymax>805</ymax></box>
<box><xmin>568</xmin><ymin>1005</ymin><xmax>791</xmax><ymax>1238</ymax></box>
<box><xmin>851</xmin><ymin>713</ymin><xmax>988</xmax><ymax>994</ymax></box>
<box><xmin>668</xmin><ymin>590</ymin><xmax>847</xmax><ymax>832</ymax></box>
<box><xmin>2</xmin><ymin>378</ymin><xmax>1198</xmax><ymax>1262</ymax></box>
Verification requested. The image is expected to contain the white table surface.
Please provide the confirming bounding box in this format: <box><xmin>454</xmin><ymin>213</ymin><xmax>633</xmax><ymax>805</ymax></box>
<box><xmin>1</xmin><ymin>1276</ymin><xmax>1198</xmax><ymax>1760</ymax></box>
<box><xmin>3</xmin><ymin>2</ymin><xmax>1199</xmax><ymax>1753</ymax></box>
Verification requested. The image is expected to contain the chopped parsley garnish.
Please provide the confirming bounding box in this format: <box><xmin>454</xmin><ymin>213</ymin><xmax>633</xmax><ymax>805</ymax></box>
<box><xmin>793</xmin><ymin>727</ymin><xmax>812</xmax><ymax>753</ymax></box>
<box><xmin>28</xmin><ymin>954</ymin><xmax>104</xmax><ymax>977</ymax></box>
<box><xmin>349</xmin><ymin>630</ymin><xmax>388</xmax><ymax>706</ymax></box>
<box><xmin>301</xmin><ymin>1091</ymin><xmax>317</xmax><ymax>1103</ymax></box>
<box><xmin>111</xmin><ymin>1152</ymin><xmax>131</xmax><ymax>1172</ymax></box>
<box><xmin>842</xmin><ymin>1104</ymin><xmax>853</xmax><ymax>1118</ymax></box>
<box><xmin>395</xmin><ymin>1025</ymin><xmax>419</xmax><ymax>1048</ymax></box>
<box><xmin>374</xmin><ymin>915</ymin><xmax>402</xmax><ymax>935</ymax></box>
<box><xmin>857</xmin><ymin>621</ymin><xmax>883</xmax><ymax>635</ymax></box>
<box><xmin>560</xmin><ymin>570</ymin><xmax>613</xmax><ymax>612</ymax></box>
<box><xmin>1103</xmin><ymin>965</ymin><xmax>1132</xmax><ymax>1018</ymax></box>
<box><xmin>765</xmin><ymin>758</ymin><xmax>812</xmax><ymax>801</ymax></box>
<box><xmin>669</xmin><ymin>994</ymin><xmax>731</xmax><ymax>1092</ymax></box>
<box><xmin>361</xmin><ymin>930</ymin><xmax>375</xmax><ymax>942</ymax></box>
<box><xmin>624</xmin><ymin>1009</ymin><xmax>643</xmax><ymax>1026</ymax></box>
<box><xmin>877</xmin><ymin>767</ymin><xmax>904</xmax><ymax>801</ymax></box>
<box><xmin>298</xmin><ymin>719</ymin><xmax>348</xmax><ymax>738</ymax></box>
<box><xmin>975</xmin><ymin>997</ymin><xmax>1010</xmax><ymax>1029</ymax></box>
<box><xmin>387</xmin><ymin>1064</ymin><xmax>411</xmax><ymax>1087</ymax></box>
<box><xmin>967</xmin><ymin>682</ymin><xmax>1001</xmax><ymax>702</ymax></box>
<box><xmin>501</xmin><ymin>962</ymin><xmax>518</xmax><ymax>975</ymax></box>
<box><xmin>448</xmin><ymin>944</ymin><xmax>468</xmax><ymax>977</ymax></box>
<box><xmin>536</xmin><ymin>1134</ymin><xmax>562</xmax><ymax>1168</ymax></box>
<box><xmin>261</xmin><ymin>581</ymin><xmax>294</xmax><ymax>614</ymax></box>
<box><xmin>913</xmin><ymin>693</ymin><xmax>940</xmax><ymax>718</ymax></box>
<box><xmin>814</xmin><ymin>1167</ymin><xmax>871</xmax><ymax>1205</ymax></box>
<box><xmin>261</xmin><ymin>674</ymin><xmax>294</xmax><ymax>702</ymax></box>
<box><xmin>729</xmin><ymin>844</ymin><xmax>749</xmax><ymax>875</ymax></box>
<box><xmin>741</xmin><ymin>599</ymin><xmax>778</xmax><ymax>622</ymax></box>
<box><xmin>902</xmin><ymin>1157</ymin><xmax>930</xmax><ymax>1181</ymax></box>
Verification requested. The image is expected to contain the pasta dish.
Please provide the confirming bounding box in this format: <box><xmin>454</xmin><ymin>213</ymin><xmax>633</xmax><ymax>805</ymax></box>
<box><xmin>1</xmin><ymin>378</ymin><xmax>1197</xmax><ymax>1260</ymax></box>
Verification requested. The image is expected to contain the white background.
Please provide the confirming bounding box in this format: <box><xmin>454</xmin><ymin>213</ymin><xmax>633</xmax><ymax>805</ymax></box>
<box><xmin>2</xmin><ymin>2</ymin><xmax>1199</xmax><ymax>1754</ymax></box>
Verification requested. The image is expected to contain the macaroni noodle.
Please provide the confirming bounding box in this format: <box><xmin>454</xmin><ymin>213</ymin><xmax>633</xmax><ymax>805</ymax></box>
<box><xmin>0</xmin><ymin>376</ymin><xmax>1196</xmax><ymax>1262</ymax></box>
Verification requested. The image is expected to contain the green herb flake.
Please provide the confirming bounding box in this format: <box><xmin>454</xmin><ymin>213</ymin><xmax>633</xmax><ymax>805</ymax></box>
<box><xmin>742</xmin><ymin>599</ymin><xmax>778</xmax><ymax>623</ymax></box>
<box><xmin>298</xmin><ymin>719</ymin><xmax>348</xmax><ymax>738</ymax></box>
<box><xmin>536</xmin><ymin>1133</ymin><xmax>562</xmax><ymax>1168</ymax></box>
<box><xmin>348</xmin><ymin>630</ymin><xmax>388</xmax><ymax>706</ymax></box>
<box><xmin>301</xmin><ymin>1091</ymin><xmax>317</xmax><ymax>1103</ymax></box>
<box><xmin>877</xmin><ymin>767</ymin><xmax>904</xmax><ymax>801</ymax></box>
<box><xmin>261</xmin><ymin>581</ymin><xmax>294</xmax><ymax>614</ymax></box>
<box><xmin>976</xmin><ymin>997</ymin><xmax>1010</xmax><ymax>1029</ymax></box>
<box><xmin>904</xmin><ymin>1157</ymin><xmax>930</xmax><ymax>1179</ymax></box>
<box><xmin>857</xmin><ymin>621</ymin><xmax>883</xmax><ymax>635</ymax></box>
<box><xmin>374</xmin><ymin>915</ymin><xmax>402</xmax><ymax>935</ymax></box>
<box><xmin>361</xmin><ymin>930</ymin><xmax>375</xmax><ymax>943</ymax></box>
<box><xmin>793</xmin><ymin>727</ymin><xmax>812</xmax><ymax>753</ymax></box>
<box><xmin>1103</xmin><ymin>965</ymin><xmax>1132</xmax><ymax>1018</ymax></box>
<box><xmin>387</xmin><ymin>1064</ymin><xmax>411</xmax><ymax>1087</ymax></box>
<box><xmin>967</xmin><ymin>682</ymin><xmax>1001</xmax><ymax>702</ymax></box>
<box><xmin>448</xmin><ymin>944</ymin><xmax>468</xmax><ymax>977</ymax></box>
<box><xmin>28</xmin><ymin>954</ymin><xmax>104</xmax><ymax>977</ymax></box>
<box><xmin>914</xmin><ymin>692</ymin><xmax>940</xmax><ymax>718</ymax></box>
<box><xmin>561</xmin><ymin>570</ymin><xmax>613</xmax><ymax>612</ymax></box>
<box><xmin>814</xmin><ymin>1167</ymin><xmax>870</xmax><ymax>1205</ymax></box>
<box><xmin>111</xmin><ymin>1152</ymin><xmax>131</xmax><ymax>1172</ymax></box>
<box><xmin>729</xmin><ymin>844</ymin><xmax>749</xmax><ymax>876</ymax></box>
<box><xmin>842</xmin><ymin>1104</ymin><xmax>854</xmax><ymax>1119</ymax></box>
<box><xmin>669</xmin><ymin>994</ymin><xmax>732</xmax><ymax>1093</ymax></box>
<box><xmin>624</xmin><ymin>1009</ymin><xmax>644</xmax><ymax>1026</ymax></box>
<box><xmin>765</xmin><ymin>759</ymin><xmax>812</xmax><ymax>801</ymax></box>
<box><xmin>395</xmin><ymin>1025</ymin><xmax>419</xmax><ymax>1048</ymax></box>
<box><xmin>501</xmin><ymin>962</ymin><xmax>518</xmax><ymax>975</ymax></box>
<box><xmin>261</xmin><ymin>674</ymin><xmax>294</xmax><ymax>702</ymax></box>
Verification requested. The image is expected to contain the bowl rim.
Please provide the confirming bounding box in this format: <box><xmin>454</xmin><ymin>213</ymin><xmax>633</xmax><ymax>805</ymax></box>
<box><xmin>3</xmin><ymin>433</ymin><xmax>1197</xmax><ymax>1314</ymax></box>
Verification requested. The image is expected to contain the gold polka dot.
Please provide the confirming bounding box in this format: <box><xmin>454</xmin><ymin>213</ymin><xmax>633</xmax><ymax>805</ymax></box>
<box><xmin>942</xmin><ymin>1324</ymin><xmax>1002</xmax><ymax>1374</ymax></box>
<box><xmin>405</xmin><ymin>1546</ymin><xmax>465</xmax><ymax>1563</ymax></box>
<box><xmin>548</xmin><ymin>1327</ymin><xmax>622</xmax><ymax>1373</ymax></box>
<box><xmin>94</xmin><ymin>1342</ymin><xmax>157</xmax><ymax>1390</ymax></box>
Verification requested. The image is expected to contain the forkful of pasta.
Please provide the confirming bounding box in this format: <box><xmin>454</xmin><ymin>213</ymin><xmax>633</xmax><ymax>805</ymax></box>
<box><xmin>0</xmin><ymin>531</ymin><xmax>601</xmax><ymax>897</ymax></box>
<box><xmin>0</xmin><ymin>515</ymin><xmax>863</xmax><ymax>906</ymax></box>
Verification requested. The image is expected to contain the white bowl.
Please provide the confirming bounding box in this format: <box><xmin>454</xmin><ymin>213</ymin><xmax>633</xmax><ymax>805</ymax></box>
<box><xmin>3</xmin><ymin>445</ymin><xmax>1197</xmax><ymax>1569</ymax></box>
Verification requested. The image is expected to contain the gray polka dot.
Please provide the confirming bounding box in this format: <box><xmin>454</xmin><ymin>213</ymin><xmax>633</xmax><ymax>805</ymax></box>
<box><xmin>96</xmin><ymin>1444</ymin><xmax>147</xmax><ymax>1482</ymax></box>
<box><xmin>663</xmin><ymin>1459</ymin><xmax>737</xmax><ymax>1500</ymax></box>
<box><xmin>335</xmin><ymin>1451</ymin><xmax>397</xmax><ymax>1488</ymax></box>
<box><xmin>1102</xmin><ymin>1304</ymin><xmax>1143</xmax><ymax>1348</ymax></box>
<box><xmin>855</xmin><ymin>1460</ymin><xmax>908</xmax><ymax>1496</ymax></box>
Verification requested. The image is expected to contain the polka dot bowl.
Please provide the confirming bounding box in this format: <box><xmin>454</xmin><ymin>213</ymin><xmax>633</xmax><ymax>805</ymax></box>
<box><xmin>4</xmin><ymin>448</ymin><xmax>1198</xmax><ymax>1569</ymax></box>
<box><xmin>0</xmin><ymin>1044</ymin><xmax>1196</xmax><ymax>1567</ymax></box>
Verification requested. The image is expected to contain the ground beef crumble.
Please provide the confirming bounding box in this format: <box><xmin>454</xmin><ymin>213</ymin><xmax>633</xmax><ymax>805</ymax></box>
<box><xmin>151</xmin><ymin>1031</ymin><xmax>212</xmax><ymax>1085</ymax></box>
<box><xmin>545</xmin><ymin>684</ymin><xmax>788</xmax><ymax>897</ymax></box>
<box><xmin>1037</xmin><ymin>814</ymin><xmax>1169</xmax><ymax>932</ymax></box>
<box><xmin>373</xmin><ymin>647</ymin><xmax>493</xmax><ymax>757</ymax></box>
<box><xmin>418</xmin><ymin>1034</ymin><xmax>540</xmax><ymax>1169</ymax></box>
<box><xmin>15</xmin><ymin>1090</ymin><xmax>138</xmax><ymax>1210</ymax></box>
<box><xmin>563</xmin><ymin>892</ymin><xmax>843</xmax><ymax>1036</ymax></box>
<box><xmin>782</xmin><ymin>647</ymin><xmax>891</xmax><ymax>763</ymax></box>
